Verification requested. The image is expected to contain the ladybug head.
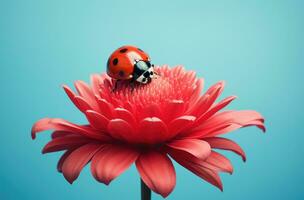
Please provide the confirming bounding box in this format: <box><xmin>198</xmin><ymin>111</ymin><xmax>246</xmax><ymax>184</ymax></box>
<box><xmin>133</xmin><ymin>60</ymin><xmax>154</xmax><ymax>84</ymax></box>
<box><xmin>136</xmin><ymin>67</ymin><xmax>154</xmax><ymax>84</ymax></box>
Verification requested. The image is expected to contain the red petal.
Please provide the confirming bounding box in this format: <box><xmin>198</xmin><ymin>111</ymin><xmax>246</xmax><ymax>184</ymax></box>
<box><xmin>74</xmin><ymin>96</ymin><xmax>92</xmax><ymax>112</ymax></box>
<box><xmin>42</xmin><ymin>135</ymin><xmax>93</xmax><ymax>153</ymax></box>
<box><xmin>96</xmin><ymin>98</ymin><xmax>114</xmax><ymax>119</ymax></box>
<box><xmin>193</xmin><ymin>96</ymin><xmax>236</xmax><ymax>127</ymax></box>
<box><xmin>139</xmin><ymin>104</ymin><xmax>164</xmax><ymax>121</ymax></box>
<box><xmin>74</xmin><ymin>81</ymin><xmax>100</xmax><ymax>111</ymax></box>
<box><xmin>107</xmin><ymin>119</ymin><xmax>136</xmax><ymax>142</ymax></box>
<box><xmin>204</xmin><ymin>137</ymin><xmax>246</xmax><ymax>161</ymax></box>
<box><xmin>57</xmin><ymin>149</ymin><xmax>76</xmax><ymax>173</ymax></box>
<box><xmin>167</xmin><ymin>139</ymin><xmax>211</xmax><ymax>160</ymax></box>
<box><xmin>204</xmin><ymin>110</ymin><xmax>264</xmax><ymax>128</ymax></box>
<box><xmin>62</xmin><ymin>143</ymin><xmax>102</xmax><ymax>184</ymax></box>
<box><xmin>205</xmin><ymin>121</ymin><xmax>265</xmax><ymax>137</ymax></box>
<box><xmin>90</xmin><ymin>74</ymin><xmax>103</xmax><ymax>95</ymax></box>
<box><xmin>91</xmin><ymin>144</ymin><xmax>139</xmax><ymax>185</ymax></box>
<box><xmin>205</xmin><ymin>151</ymin><xmax>233</xmax><ymax>174</ymax></box>
<box><xmin>162</xmin><ymin>100</ymin><xmax>186</xmax><ymax>122</ymax></box>
<box><xmin>137</xmin><ymin>117</ymin><xmax>168</xmax><ymax>144</ymax></box>
<box><xmin>188</xmin><ymin>78</ymin><xmax>204</xmax><ymax>105</ymax></box>
<box><xmin>169</xmin><ymin>150</ymin><xmax>223</xmax><ymax>191</ymax></box>
<box><xmin>188</xmin><ymin>110</ymin><xmax>265</xmax><ymax>138</ymax></box>
<box><xmin>51</xmin><ymin>131</ymin><xmax>73</xmax><ymax>139</ymax></box>
<box><xmin>114</xmin><ymin>107</ymin><xmax>137</xmax><ymax>127</ymax></box>
<box><xmin>31</xmin><ymin>118</ymin><xmax>108</xmax><ymax>141</ymax></box>
<box><xmin>243</xmin><ymin>120</ymin><xmax>266</xmax><ymax>132</ymax></box>
<box><xmin>85</xmin><ymin>110</ymin><xmax>109</xmax><ymax>131</ymax></box>
<box><xmin>168</xmin><ymin>115</ymin><xmax>196</xmax><ymax>138</ymax></box>
<box><xmin>187</xmin><ymin>81</ymin><xmax>225</xmax><ymax>117</ymax></box>
<box><xmin>63</xmin><ymin>85</ymin><xmax>82</xmax><ymax>111</ymax></box>
<box><xmin>74</xmin><ymin>80</ymin><xmax>94</xmax><ymax>101</ymax></box>
<box><xmin>136</xmin><ymin>151</ymin><xmax>176</xmax><ymax>197</ymax></box>
<box><xmin>186</xmin><ymin>94</ymin><xmax>209</xmax><ymax>116</ymax></box>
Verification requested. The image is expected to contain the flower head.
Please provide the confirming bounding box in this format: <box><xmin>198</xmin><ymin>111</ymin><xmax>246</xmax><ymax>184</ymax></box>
<box><xmin>32</xmin><ymin>66</ymin><xmax>265</xmax><ymax>197</ymax></box>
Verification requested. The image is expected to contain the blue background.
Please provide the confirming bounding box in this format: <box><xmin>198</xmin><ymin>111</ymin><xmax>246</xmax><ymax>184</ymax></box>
<box><xmin>1</xmin><ymin>0</ymin><xmax>303</xmax><ymax>199</ymax></box>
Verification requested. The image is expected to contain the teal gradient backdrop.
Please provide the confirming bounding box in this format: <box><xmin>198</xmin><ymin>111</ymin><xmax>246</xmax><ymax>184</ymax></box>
<box><xmin>1</xmin><ymin>0</ymin><xmax>303</xmax><ymax>199</ymax></box>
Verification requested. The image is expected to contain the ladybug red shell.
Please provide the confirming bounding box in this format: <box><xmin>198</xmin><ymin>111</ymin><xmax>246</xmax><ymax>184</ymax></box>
<box><xmin>107</xmin><ymin>45</ymin><xmax>155</xmax><ymax>84</ymax></box>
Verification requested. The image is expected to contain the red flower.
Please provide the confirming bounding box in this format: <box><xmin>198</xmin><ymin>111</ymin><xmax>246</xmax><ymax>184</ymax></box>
<box><xmin>32</xmin><ymin>66</ymin><xmax>265</xmax><ymax>197</ymax></box>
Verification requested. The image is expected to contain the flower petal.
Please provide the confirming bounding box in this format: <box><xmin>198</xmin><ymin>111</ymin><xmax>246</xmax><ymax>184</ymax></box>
<box><xmin>169</xmin><ymin>149</ymin><xmax>223</xmax><ymax>191</ymax></box>
<box><xmin>107</xmin><ymin>119</ymin><xmax>136</xmax><ymax>142</ymax></box>
<box><xmin>188</xmin><ymin>110</ymin><xmax>265</xmax><ymax>138</ymax></box>
<box><xmin>193</xmin><ymin>96</ymin><xmax>237</xmax><ymax>127</ymax></box>
<box><xmin>204</xmin><ymin>110</ymin><xmax>264</xmax><ymax>128</ymax></box>
<box><xmin>168</xmin><ymin>115</ymin><xmax>196</xmax><ymax>138</ymax></box>
<box><xmin>136</xmin><ymin>151</ymin><xmax>176</xmax><ymax>197</ymax></box>
<box><xmin>162</xmin><ymin>100</ymin><xmax>186</xmax><ymax>122</ymax></box>
<box><xmin>205</xmin><ymin>122</ymin><xmax>265</xmax><ymax>138</ymax></box>
<box><xmin>91</xmin><ymin>144</ymin><xmax>139</xmax><ymax>185</ymax></box>
<box><xmin>42</xmin><ymin>135</ymin><xmax>93</xmax><ymax>154</ymax></box>
<box><xmin>85</xmin><ymin>110</ymin><xmax>109</xmax><ymax>131</ymax></box>
<box><xmin>31</xmin><ymin>118</ymin><xmax>108</xmax><ymax>141</ymax></box>
<box><xmin>63</xmin><ymin>85</ymin><xmax>82</xmax><ymax>111</ymax></box>
<box><xmin>96</xmin><ymin>98</ymin><xmax>114</xmax><ymax>119</ymax></box>
<box><xmin>62</xmin><ymin>143</ymin><xmax>102</xmax><ymax>184</ymax></box>
<box><xmin>188</xmin><ymin>78</ymin><xmax>204</xmax><ymax>105</ymax></box>
<box><xmin>204</xmin><ymin>137</ymin><xmax>246</xmax><ymax>161</ymax></box>
<box><xmin>205</xmin><ymin>151</ymin><xmax>233</xmax><ymax>174</ymax></box>
<box><xmin>57</xmin><ymin>149</ymin><xmax>76</xmax><ymax>173</ymax></box>
<box><xmin>187</xmin><ymin>81</ymin><xmax>225</xmax><ymax>117</ymax></box>
<box><xmin>114</xmin><ymin>107</ymin><xmax>137</xmax><ymax>127</ymax></box>
<box><xmin>51</xmin><ymin>131</ymin><xmax>73</xmax><ymax>139</ymax></box>
<box><xmin>137</xmin><ymin>117</ymin><xmax>168</xmax><ymax>144</ymax></box>
<box><xmin>90</xmin><ymin>74</ymin><xmax>103</xmax><ymax>95</ymax></box>
<box><xmin>74</xmin><ymin>80</ymin><xmax>95</xmax><ymax>102</ymax></box>
<box><xmin>74</xmin><ymin>96</ymin><xmax>93</xmax><ymax>112</ymax></box>
<box><xmin>139</xmin><ymin>104</ymin><xmax>164</xmax><ymax>121</ymax></box>
<box><xmin>186</xmin><ymin>94</ymin><xmax>209</xmax><ymax>116</ymax></box>
<box><xmin>167</xmin><ymin>139</ymin><xmax>211</xmax><ymax>160</ymax></box>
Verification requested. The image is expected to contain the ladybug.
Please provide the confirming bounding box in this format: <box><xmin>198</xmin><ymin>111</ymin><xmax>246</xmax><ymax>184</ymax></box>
<box><xmin>107</xmin><ymin>45</ymin><xmax>155</xmax><ymax>84</ymax></box>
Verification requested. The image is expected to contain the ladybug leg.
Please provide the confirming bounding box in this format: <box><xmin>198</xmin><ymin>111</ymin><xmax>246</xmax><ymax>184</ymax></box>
<box><xmin>151</xmin><ymin>64</ymin><xmax>159</xmax><ymax>79</ymax></box>
<box><xmin>129</xmin><ymin>79</ymin><xmax>136</xmax><ymax>92</ymax></box>
<box><xmin>152</xmin><ymin>71</ymin><xmax>159</xmax><ymax>79</ymax></box>
<box><xmin>112</xmin><ymin>79</ymin><xmax>120</xmax><ymax>92</ymax></box>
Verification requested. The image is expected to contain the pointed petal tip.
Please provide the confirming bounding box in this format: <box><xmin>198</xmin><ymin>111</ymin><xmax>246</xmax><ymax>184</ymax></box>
<box><xmin>63</xmin><ymin>172</ymin><xmax>76</xmax><ymax>184</ymax></box>
<box><xmin>102</xmin><ymin>180</ymin><xmax>111</xmax><ymax>185</ymax></box>
<box><xmin>160</xmin><ymin>191</ymin><xmax>171</xmax><ymax>198</ymax></box>
<box><xmin>215</xmin><ymin>179</ymin><xmax>223</xmax><ymax>191</ymax></box>
<box><xmin>217</xmin><ymin>80</ymin><xmax>225</xmax><ymax>88</ymax></box>
<box><xmin>31</xmin><ymin>118</ymin><xmax>51</xmax><ymax>140</ymax></box>
<box><xmin>230</xmin><ymin>95</ymin><xmax>237</xmax><ymax>100</ymax></box>
<box><xmin>31</xmin><ymin>131</ymin><xmax>36</xmax><ymax>140</ymax></box>
<box><xmin>62</xmin><ymin>84</ymin><xmax>69</xmax><ymax>89</ymax></box>
<box><xmin>66</xmin><ymin>178</ymin><xmax>74</xmax><ymax>184</ymax></box>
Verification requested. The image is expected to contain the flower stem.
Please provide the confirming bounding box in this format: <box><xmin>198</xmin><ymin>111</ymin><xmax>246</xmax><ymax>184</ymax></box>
<box><xmin>141</xmin><ymin>179</ymin><xmax>151</xmax><ymax>200</ymax></box>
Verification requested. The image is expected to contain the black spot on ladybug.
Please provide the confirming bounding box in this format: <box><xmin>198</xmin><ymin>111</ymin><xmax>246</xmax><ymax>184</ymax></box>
<box><xmin>150</xmin><ymin>71</ymin><xmax>153</xmax><ymax>75</ymax></box>
<box><xmin>119</xmin><ymin>48</ymin><xmax>128</xmax><ymax>53</ymax></box>
<box><xmin>118</xmin><ymin>70</ymin><xmax>125</xmax><ymax>77</ymax></box>
<box><xmin>137</xmin><ymin>48</ymin><xmax>144</xmax><ymax>52</ymax></box>
<box><xmin>142</xmin><ymin>78</ymin><xmax>147</xmax><ymax>82</ymax></box>
<box><xmin>112</xmin><ymin>58</ymin><xmax>118</xmax><ymax>65</ymax></box>
<box><xmin>143</xmin><ymin>71</ymin><xmax>150</xmax><ymax>78</ymax></box>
